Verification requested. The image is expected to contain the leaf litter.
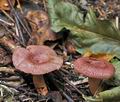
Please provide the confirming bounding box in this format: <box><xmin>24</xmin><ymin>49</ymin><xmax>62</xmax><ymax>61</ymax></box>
<box><xmin>0</xmin><ymin>0</ymin><xmax>120</xmax><ymax>102</ymax></box>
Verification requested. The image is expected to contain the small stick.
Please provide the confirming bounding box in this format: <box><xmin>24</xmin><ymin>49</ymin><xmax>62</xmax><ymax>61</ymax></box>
<box><xmin>59</xmin><ymin>88</ymin><xmax>74</xmax><ymax>102</ymax></box>
<box><xmin>1</xmin><ymin>9</ymin><xmax>14</xmax><ymax>22</ymax></box>
<box><xmin>16</xmin><ymin>0</ymin><xmax>23</xmax><ymax>13</ymax></box>
<box><xmin>0</xmin><ymin>22</ymin><xmax>14</xmax><ymax>34</ymax></box>
<box><xmin>7</xmin><ymin>0</ymin><xmax>31</xmax><ymax>37</ymax></box>
<box><xmin>64</xmin><ymin>78</ymin><xmax>84</xmax><ymax>96</ymax></box>
<box><xmin>0</xmin><ymin>76</ymin><xmax>21</xmax><ymax>81</ymax></box>
<box><xmin>0</xmin><ymin>18</ymin><xmax>14</xmax><ymax>26</ymax></box>
<box><xmin>0</xmin><ymin>67</ymin><xmax>15</xmax><ymax>74</ymax></box>
<box><xmin>51</xmin><ymin>76</ymin><xmax>74</xmax><ymax>102</ymax></box>
<box><xmin>14</xmin><ymin>16</ymin><xmax>26</xmax><ymax>46</ymax></box>
<box><xmin>0</xmin><ymin>88</ymin><xmax>3</xmax><ymax>97</ymax></box>
<box><xmin>43</xmin><ymin>0</ymin><xmax>47</xmax><ymax>11</ymax></box>
<box><xmin>0</xmin><ymin>81</ymin><xmax>17</xmax><ymax>89</ymax></box>
<box><xmin>116</xmin><ymin>16</ymin><xmax>119</xmax><ymax>29</ymax></box>
<box><xmin>15</xmin><ymin>24</ymin><xmax>19</xmax><ymax>37</ymax></box>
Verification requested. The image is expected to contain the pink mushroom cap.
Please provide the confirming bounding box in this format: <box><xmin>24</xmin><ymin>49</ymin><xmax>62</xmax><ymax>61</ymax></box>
<box><xmin>12</xmin><ymin>45</ymin><xmax>63</xmax><ymax>75</ymax></box>
<box><xmin>73</xmin><ymin>57</ymin><xmax>115</xmax><ymax>79</ymax></box>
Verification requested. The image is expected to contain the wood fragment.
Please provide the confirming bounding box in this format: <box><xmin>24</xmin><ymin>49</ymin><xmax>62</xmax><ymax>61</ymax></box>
<box><xmin>0</xmin><ymin>67</ymin><xmax>15</xmax><ymax>74</ymax></box>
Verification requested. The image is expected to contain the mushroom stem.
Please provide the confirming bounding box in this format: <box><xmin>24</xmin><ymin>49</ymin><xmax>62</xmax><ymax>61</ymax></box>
<box><xmin>88</xmin><ymin>78</ymin><xmax>103</xmax><ymax>95</ymax></box>
<box><xmin>32</xmin><ymin>75</ymin><xmax>48</xmax><ymax>96</ymax></box>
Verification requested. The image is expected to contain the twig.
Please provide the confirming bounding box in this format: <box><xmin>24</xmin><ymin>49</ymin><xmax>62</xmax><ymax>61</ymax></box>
<box><xmin>1</xmin><ymin>9</ymin><xmax>14</xmax><ymax>22</ymax></box>
<box><xmin>0</xmin><ymin>22</ymin><xmax>14</xmax><ymax>34</ymax></box>
<box><xmin>64</xmin><ymin>77</ymin><xmax>84</xmax><ymax>96</ymax></box>
<box><xmin>51</xmin><ymin>76</ymin><xmax>74</xmax><ymax>102</ymax></box>
<box><xmin>16</xmin><ymin>0</ymin><xmax>23</xmax><ymax>13</ymax></box>
<box><xmin>43</xmin><ymin>0</ymin><xmax>47</xmax><ymax>11</ymax></box>
<box><xmin>0</xmin><ymin>67</ymin><xmax>15</xmax><ymax>74</ymax></box>
<box><xmin>116</xmin><ymin>16</ymin><xmax>119</xmax><ymax>29</ymax></box>
<box><xmin>7</xmin><ymin>0</ymin><xmax>31</xmax><ymax>37</ymax></box>
<box><xmin>0</xmin><ymin>18</ymin><xmax>14</xmax><ymax>26</ymax></box>
<box><xmin>0</xmin><ymin>76</ymin><xmax>21</xmax><ymax>81</ymax></box>
<box><xmin>0</xmin><ymin>81</ymin><xmax>17</xmax><ymax>88</ymax></box>
<box><xmin>14</xmin><ymin>16</ymin><xmax>26</xmax><ymax>46</ymax></box>
<box><xmin>59</xmin><ymin>88</ymin><xmax>74</xmax><ymax>102</ymax></box>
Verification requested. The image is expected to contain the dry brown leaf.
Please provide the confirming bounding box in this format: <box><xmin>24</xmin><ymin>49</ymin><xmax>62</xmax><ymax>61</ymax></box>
<box><xmin>36</xmin><ymin>28</ymin><xmax>57</xmax><ymax>44</ymax></box>
<box><xmin>0</xmin><ymin>0</ymin><xmax>15</xmax><ymax>11</ymax></box>
<box><xmin>28</xmin><ymin>29</ymin><xmax>58</xmax><ymax>45</ymax></box>
<box><xmin>26</xmin><ymin>10</ymin><xmax>49</xmax><ymax>31</ymax></box>
<box><xmin>83</xmin><ymin>50</ymin><xmax>114</xmax><ymax>61</ymax></box>
<box><xmin>65</xmin><ymin>40</ymin><xmax>76</xmax><ymax>54</ymax></box>
<box><xmin>26</xmin><ymin>10</ymin><xmax>60</xmax><ymax>45</ymax></box>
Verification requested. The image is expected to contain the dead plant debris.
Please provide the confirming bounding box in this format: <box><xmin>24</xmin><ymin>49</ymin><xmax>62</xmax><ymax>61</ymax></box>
<box><xmin>0</xmin><ymin>0</ymin><xmax>120</xmax><ymax>102</ymax></box>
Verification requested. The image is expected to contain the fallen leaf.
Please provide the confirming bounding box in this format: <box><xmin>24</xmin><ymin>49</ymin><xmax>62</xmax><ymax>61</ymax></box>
<box><xmin>26</xmin><ymin>10</ymin><xmax>59</xmax><ymax>45</ymax></box>
<box><xmin>26</xmin><ymin>10</ymin><xmax>49</xmax><ymax>31</ymax></box>
<box><xmin>36</xmin><ymin>27</ymin><xmax>58</xmax><ymax>44</ymax></box>
<box><xmin>105</xmin><ymin>58</ymin><xmax>120</xmax><ymax>86</ymax></box>
<box><xmin>48</xmin><ymin>0</ymin><xmax>120</xmax><ymax>58</ymax></box>
<box><xmin>0</xmin><ymin>0</ymin><xmax>15</xmax><ymax>11</ymax></box>
<box><xmin>65</xmin><ymin>40</ymin><xmax>76</xmax><ymax>54</ymax></box>
<box><xmin>84</xmin><ymin>86</ymin><xmax>120</xmax><ymax>102</ymax></box>
<box><xmin>83</xmin><ymin>50</ymin><xmax>114</xmax><ymax>61</ymax></box>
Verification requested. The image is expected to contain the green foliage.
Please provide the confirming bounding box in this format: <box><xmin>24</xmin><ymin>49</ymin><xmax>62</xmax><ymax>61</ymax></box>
<box><xmin>84</xmin><ymin>86</ymin><xmax>120</xmax><ymax>102</ymax></box>
<box><xmin>48</xmin><ymin>0</ymin><xmax>120</xmax><ymax>58</ymax></box>
<box><xmin>105</xmin><ymin>58</ymin><xmax>120</xmax><ymax>86</ymax></box>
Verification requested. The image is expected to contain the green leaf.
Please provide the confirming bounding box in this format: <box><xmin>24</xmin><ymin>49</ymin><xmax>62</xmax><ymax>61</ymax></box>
<box><xmin>105</xmin><ymin>58</ymin><xmax>120</xmax><ymax>86</ymax></box>
<box><xmin>84</xmin><ymin>86</ymin><xmax>120</xmax><ymax>102</ymax></box>
<box><xmin>48</xmin><ymin>0</ymin><xmax>120</xmax><ymax>58</ymax></box>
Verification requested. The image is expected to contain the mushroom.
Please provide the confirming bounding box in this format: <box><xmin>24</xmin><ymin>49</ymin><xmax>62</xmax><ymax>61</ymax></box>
<box><xmin>12</xmin><ymin>45</ymin><xmax>63</xmax><ymax>95</ymax></box>
<box><xmin>73</xmin><ymin>57</ymin><xmax>115</xmax><ymax>95</ymax></box>
<box><xmin>0</xmin><ymin>37</ymin><xmax>63</xmax><ymax>95</ymax></box>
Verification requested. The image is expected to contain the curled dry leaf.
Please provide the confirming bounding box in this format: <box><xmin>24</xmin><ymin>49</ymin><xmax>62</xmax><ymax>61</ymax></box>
<box><xmin>83</xmin><ymin>50</ymin><xmax>114</xmax><ymax>61</ymax></box>
<box><xmin>0</xmin><ymin>0</ymin><xmax>15</xmax><ymax>11</ymax></box>
<box><xmin>65</xmin><ymin>40</ymin><xmax>76</xmax><ymax>54</ymax></box>
<box><xmin>48</xmin><ymin>0</ymin><xmax>120</xmax><ymax>58</ymax></box>
<box><xmin>26</xmin><ymin>10</ymin><xmax>49</xmax><ymax>31</ymax></box>
<box><xmin>26</xmin><ymin>10</ymin><xmax>59</xmax><ymax>45</ymax></box>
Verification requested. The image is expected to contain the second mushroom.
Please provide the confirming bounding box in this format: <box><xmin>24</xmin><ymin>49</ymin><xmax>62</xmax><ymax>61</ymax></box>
<box><xmin>73</xmin><ymin>57</ymin><xmax>115</xmax><ymax>95</ymax></box>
